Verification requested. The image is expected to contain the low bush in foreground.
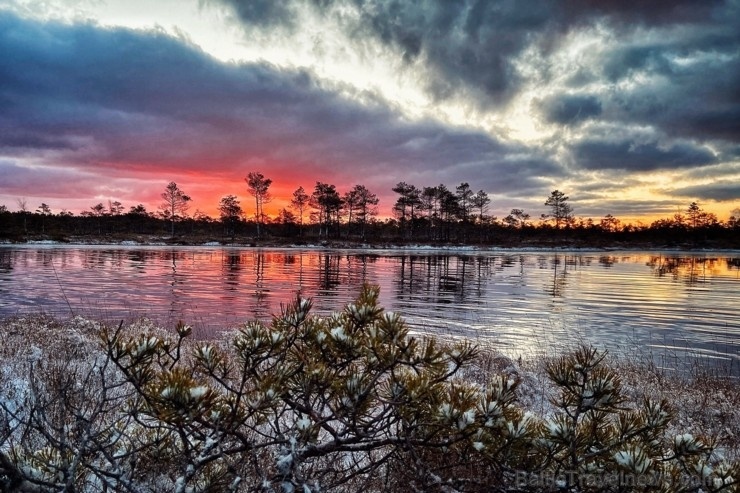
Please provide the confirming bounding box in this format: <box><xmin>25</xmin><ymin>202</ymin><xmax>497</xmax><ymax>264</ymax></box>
<box><xmin>1</xmin><ymin>286</ymin><xmax>738</xmax><ymax>492</ymax></box>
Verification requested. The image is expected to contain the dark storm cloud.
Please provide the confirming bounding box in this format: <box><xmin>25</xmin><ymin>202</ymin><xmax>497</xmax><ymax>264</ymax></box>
<box><xmin>571</xmin><ymin>139</ymin><xmax>717</xmax><ymax>171</ymax></box>
<box><xmin>671</xmin><ymin>183</ymin><xmax>740</xmax><ymax>202</ymax></box>
<box><xmin>561</xmin><ymin>0</ymin><xmax>726</xmax><ymax>25</ymax></box>
<box><xmin>213</xmin><ymin>0</ymin><xmax>735</xmax><ymax>110</ymax></box>
<box><xmin>597</xmin><ymin>33</ymin><xmax>740</xmax><ymax>143</ymax></box>
<box><xmin>0</xmin><ymin>12</ymin><xmax>558</xmax><ymax>209</ymax></box>
<box><xmin>213</xmin><ymin>0</ymin><xmax>554</xmax><ymax>104</ymax></box>
<box><xmin>537</xmin><ymin>95</ymin><xmax>602</xmax><ymax>125</ymax></box>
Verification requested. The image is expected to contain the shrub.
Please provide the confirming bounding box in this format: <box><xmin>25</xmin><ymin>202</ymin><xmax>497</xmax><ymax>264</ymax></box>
<box><xmin>0</xmin><ymin>286</ymin><xmax>737</xmax><ymax>492</ymax></box>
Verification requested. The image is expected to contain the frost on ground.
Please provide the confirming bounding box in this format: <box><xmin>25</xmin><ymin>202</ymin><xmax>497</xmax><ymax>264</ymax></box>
<box><xmin>1</xmin><ymin>303</ymin><xmax>739</xmax><ymax>493</ymax></box>
<box><xmin>466</xmin><ymin>343</ymin><xmax>740</xmax><ymax>462</ymax></box>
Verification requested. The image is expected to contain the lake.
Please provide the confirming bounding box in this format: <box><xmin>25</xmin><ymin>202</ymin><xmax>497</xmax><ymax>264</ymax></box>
<box><xmin>1</xmin><ymin>245</ymin><xmax>738</xmax><ymax>373</ymax></box>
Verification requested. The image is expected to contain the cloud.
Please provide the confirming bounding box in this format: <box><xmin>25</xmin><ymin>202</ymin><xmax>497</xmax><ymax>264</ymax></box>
<box><xmin>212</xmin><ymin>0</ymin><xmax>737</xmax><ymax>113</ymax></box>
<box><xmin>0</xmin><ymin>11</ymin><xmax>561</xmax><ymax>215</ymax></box>
<box><xmin>598</xmin><ymin>40</ymin><xmax>740</xmax><ymax>143</ymax></box>
<box><xmin>212</xmin><ymin>0</ymin><xmax>556</xmax><ymax>105</ymax></box>
<box><xmin>537</xmin><ymin>94</ymin><xmax>602</xmax><ymax>125</ymax></box>
<box><xmin>670</xmin><ymin>183</ymin><xmax>740</xmax><ymax>202</ymax></box>
<box><xmin>571</xmin><ymin>138</ymin><xmax>717</xmax><ymax>172</ymax></box>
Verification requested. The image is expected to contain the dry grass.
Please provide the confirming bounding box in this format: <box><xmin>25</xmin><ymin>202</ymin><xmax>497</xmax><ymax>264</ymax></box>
<box><xmin>2</xmin><ymin>314</ymin><xmax>738</xmax><ymax>492</ymax></box>
<box><xmin>463</xmin><ymin>341</ymin><xmax>740</xmax><ymax>462</ymax></box>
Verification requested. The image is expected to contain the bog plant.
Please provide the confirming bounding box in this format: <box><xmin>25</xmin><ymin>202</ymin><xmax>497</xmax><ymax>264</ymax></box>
<box><xmin>0</xmin><ymin>286</ymin><xmax>737</xmax><ymax>492</ymax></box>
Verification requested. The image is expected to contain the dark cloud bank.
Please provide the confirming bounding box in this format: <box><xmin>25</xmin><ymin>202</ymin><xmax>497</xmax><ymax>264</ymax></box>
<box><xmin>215</xmin><ymin>0</ymin><xmax>739</xmax><ymax>146</ymax></box>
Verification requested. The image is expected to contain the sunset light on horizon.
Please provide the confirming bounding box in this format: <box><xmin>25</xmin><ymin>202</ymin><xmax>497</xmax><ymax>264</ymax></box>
<box><xmin>1</xmin><ymin>0</ymin><xmax>738</xmax><ymax>225</ymax></box>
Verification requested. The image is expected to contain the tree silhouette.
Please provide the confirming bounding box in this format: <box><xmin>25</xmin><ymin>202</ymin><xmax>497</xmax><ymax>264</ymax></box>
<box><xmin>504</xmin><ymin>208</ymin><xmax>530</xmax><ymax>228</ymax></box>
<box><xmin>392</xmin><ymin>182</ymin><xmax>421</xmax><ymax>239</ymax></box>
<box><xmin>160</xmin><ymin>182</ymin><xmax>191</xmax><ymax>237</ymax></box>
<box><xmin>108</xmin><ymin>200</ymin><xmax>124</xmax><ymax>216</ymax></box>
<box><xmin>218</xmin><ymin>195</ymin><xmax>243</xmax><ymax>239</ymax></box>
<box><xmin>246</xmin><ymin>171</ymin><xmax>272</xmax><ymax>239</ymax></box>
<box><xmin>36</xmin><ymin>203</ymin><xmax>51</xmax><ymax>234</ymax></box>
<box><xmin>685</xmin><ymin>201</ymin><xmax>717</xmax><ymax>228</ymax></box>
<box><xmin>600</xmin><ymin>213</ymin><xmax>620</xmax><ymax>232</ymax></box>
<box><xmin>544</xmin><ymin>190</ymin><xmax>574</xmax><ymax>229</ymax></box>
<box><xmin>730</xmin><ymin>208</ymin><xmax>740</xmax><ymax>229</ymax></box>
<box><xmin>471</xmin><ymin>189</ymin><xmax>491</xmax><ymax>223</ymax></box>
<box><xmin>344</xmin><ymin>184</ymin><xmax>379</xmax><ymax>239</ymax></box>
<box><xmin>455</xmin><ymin>182</ymin><xmax>473</xmax><ymax>222</ymax></box>
<box><xmin>311</xmin><ymin>182</ymin><xmax>342</xmax><ymax>238</ymax></box>
<box><xmin>290</xmin><ymin>186</ymin><xmax>310</xmax><ymax>236</ymax></box>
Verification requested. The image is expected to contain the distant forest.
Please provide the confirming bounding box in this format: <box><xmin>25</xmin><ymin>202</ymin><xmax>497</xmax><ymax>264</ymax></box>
<box><xmin>1</xmin><ymin>176</ymin><xmax>738</xmax><ymax>248</ymax></box>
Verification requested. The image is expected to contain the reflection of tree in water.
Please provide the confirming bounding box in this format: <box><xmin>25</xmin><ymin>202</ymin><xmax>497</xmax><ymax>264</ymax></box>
<box><xmin>0</xmin><ymin>251</ymin><xmax>11</xmax><ymax>300</ymax></box>
<box><xmin>80</xmin><ymin>249</ymin><xmax>134</xmax><ymax>270</ymax></box>
<box><xmin>317</xmin><ymin>253</ymin><xmax>341</xmax><ymax>293</ymax></box>
<box><xmin>647</xmin><ymin>256</ymin><xmax>724</xmax><ymax>285</ymax></box>
<box><xmin>0</xmin><ymin>250</ymin><xmax>11</xmax><ymax>274</ymax></box>
<box><xmin>82</xmin><ymin>250</ymin><xmax>109</xmax><ymax>269</ymax></box>
<box><xmin>126</xmin><ymin>250</ymin><xmax>147</xmax><ymax>273</ymax></box>
<box><xmin>727</xmin><ymin>258</ymin><xmax>740</xmax><ymax>271</ymax></box>
<box><xmin>222</xmin><ymin>251</ymin><xmax>242</xmax><ymax>291</ymax></box>
<box><xmin>500</xmin><ymin>255</ymin><xmax>515</xmax><ymax>269</ymax></box>
<box><xmin>166</xmin><ymin>249</ymin><xmax>188</xmax><ymax>324</ymax></box>
<box><xmin>251</xmin><ymin>252</ymin><xmax>269</xmax><ymax>319</ymax></box>
<box><xmin>599</xmin><ymin>256</ymin><xmax>619</xmax><ymax>268</ymax></box>
<box><xmin>395</xmin><ymin>254</ymin><xmax>492</xmax><ymax>305</ymax></box>
<box><xmin>344</xmin><ymin>254</ymin><xmax>375</xmax><ymax>289</ymax></box>
<box><xmin>547</xmin><ymin>255</ymin><xmax>569</xmax><ymax>298</ymax></box>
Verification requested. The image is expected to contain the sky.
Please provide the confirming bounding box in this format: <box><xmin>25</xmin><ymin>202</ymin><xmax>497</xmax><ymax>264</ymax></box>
<box><xmin>1</xmin><ymin>0</ymin><xmax>739</xmax><ymax>224</ymax></box>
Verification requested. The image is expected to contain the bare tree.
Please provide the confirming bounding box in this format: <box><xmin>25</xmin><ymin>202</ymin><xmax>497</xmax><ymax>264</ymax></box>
<box><xmin>246</xmin><ymin>171</ymin><xmax>272</xmax><ymax>239</ymax></box>
<box><xmin>160</xmin><ymin>182</ymin><xmax>191</xmax><ymax>237</ymax></box>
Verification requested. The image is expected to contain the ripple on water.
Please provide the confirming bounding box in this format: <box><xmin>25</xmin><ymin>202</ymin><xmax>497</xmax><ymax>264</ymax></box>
<box><xmin>0</xmin><ymin>246</ymin><xmax>737</xmax><ymax>373</ymax></box>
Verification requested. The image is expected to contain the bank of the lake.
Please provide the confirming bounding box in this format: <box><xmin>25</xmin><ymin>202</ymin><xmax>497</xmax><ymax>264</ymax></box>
<box><xmin>1</xmin><ymin>310</ymin><xmax>738</xmax><ymax>492</ymax></box>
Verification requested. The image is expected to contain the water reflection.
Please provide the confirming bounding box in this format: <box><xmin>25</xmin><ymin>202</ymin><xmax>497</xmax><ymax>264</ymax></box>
<box><xmin>646</xmin><ymin>256</ymin><xmax>729</xmax><ymax>285</ymax></box>
<box><xmin>0</xmin><ymin>246</ymin><xmax>738</xmax><ymax>373</ymax></box>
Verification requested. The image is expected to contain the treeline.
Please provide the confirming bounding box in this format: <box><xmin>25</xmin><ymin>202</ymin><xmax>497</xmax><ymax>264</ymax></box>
<box><xmin>1</xmin><ymin>176</ymin><xmax>738</xmax><ymax>247</ymax></box>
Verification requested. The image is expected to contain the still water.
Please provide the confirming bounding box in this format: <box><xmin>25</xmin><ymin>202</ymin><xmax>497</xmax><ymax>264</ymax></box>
<box><xmin>1</xmin><ymin>246</ymin><xmax>738</xmax><ymax>371</ymax></box>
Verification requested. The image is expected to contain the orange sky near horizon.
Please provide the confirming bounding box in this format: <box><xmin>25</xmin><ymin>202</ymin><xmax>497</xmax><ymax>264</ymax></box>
<box><xmin>4</xmin><ymin>167</ymin><xmax>735</xmax><ymax>226</ymax></box>
<box><xmin>146</xmin><ymin>176</ymin><xmax>737</xmax><ymax>227</ymax></box>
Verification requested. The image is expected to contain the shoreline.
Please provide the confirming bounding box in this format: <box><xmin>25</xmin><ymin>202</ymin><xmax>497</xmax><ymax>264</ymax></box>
<box><xmin>3</xmin><ymin>237</ymin><xmax>740</xmax><ymax>254</ymax></box>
